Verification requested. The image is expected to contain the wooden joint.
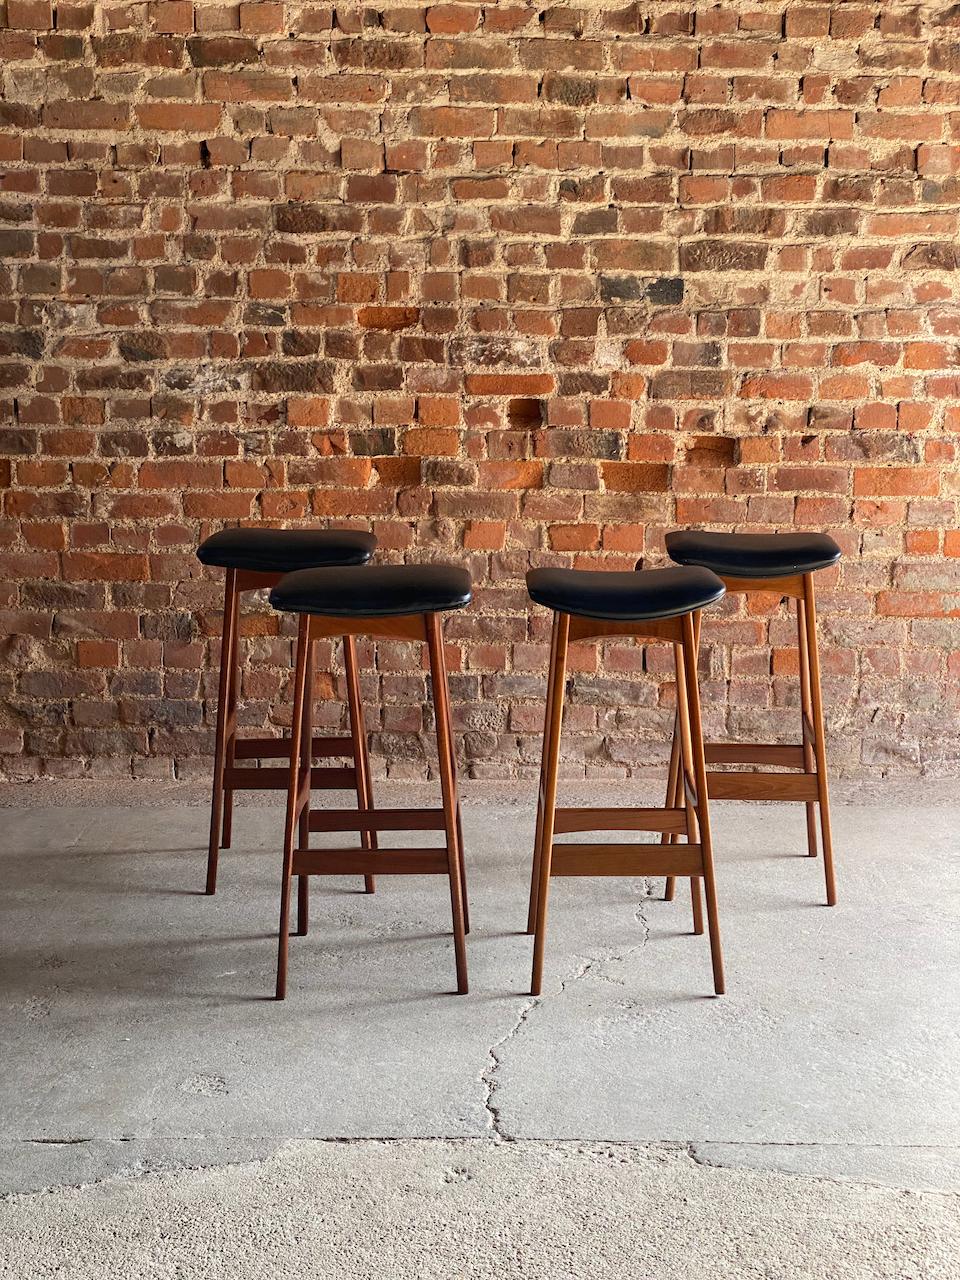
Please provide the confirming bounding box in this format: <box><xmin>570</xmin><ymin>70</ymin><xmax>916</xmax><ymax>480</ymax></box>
<box><xmin>683</xmin><ymin>770</ymin><xmax>699</xmax><ymax>807</ymax></box>
<box><xmin>718</xmin><ymin>573</ymin><xmax>805</xmax><ymax>599</ymax></box>
<box><xmin>567</xmin><ymin>615</ymin><xmax>684</xmax><ymax>646</ymax></box>
<box><xmin>306</xmin><ymin>613</ymin><xmax>428</xmax><ymax>643</ymax></box>
<box><xmin>235</xmin><ymin>568</ymin><xmax>283</xmax><ymax>592</ymax></box>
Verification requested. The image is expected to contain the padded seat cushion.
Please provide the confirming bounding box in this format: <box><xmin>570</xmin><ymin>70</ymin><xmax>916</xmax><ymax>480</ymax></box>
<box><xmin>665</xmin><ymin>530</ymin><xmax>840</xmax><ymax>579</ymax></box>
<box><xmin>526</xmin><ymin>566</ymin><xmax>725</xmax><ymax>622</ymax></box>
<box><xmin>270</xmin><ymin>563</ymin><xmax>472</xmax><ymax>618</ymax></box>
<box><xmin>197</xmin><ymin>527</ymin><xmax>376</xmax><ymax>574</ymax></box>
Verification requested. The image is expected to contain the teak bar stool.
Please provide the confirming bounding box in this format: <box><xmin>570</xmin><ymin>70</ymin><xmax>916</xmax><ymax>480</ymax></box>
<box><xmin>197</xmin><ymin>527</ymin><xmax>377</xmax><ymax>896</ymax></box>
<box><xmin>525</xmin><ymin>565</ymin><xmax>727</xmax><ymax>998</ymax></box>
<box><xmin>661</xmin><ymin>530</ymin><xmax>841</xmax><ymax>907</ymax></box>
<box><xmin>268</xmin><ymin>563</ymin><xmax>472</xmax><ymax>1000</ymax></box>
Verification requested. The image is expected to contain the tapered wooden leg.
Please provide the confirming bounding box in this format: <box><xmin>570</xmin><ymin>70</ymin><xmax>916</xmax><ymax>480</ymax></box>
<box><xmin>426</xmin><ymin>615</ymin><xmax>468</xmax><ymax>995</ymax></box>
<box><xmin>661</xmin><ymin>713</ymin><xmax>680</xmax><ymax>903</ymax></box>
<box><xmin>803</xmin><ymin>575</ymin><xmax>837</xmax><ymax>907</ymax></box>
<box><xmin>442</xmin><ymin>728</ymin><xmax>469</xmax><ymax>937</ymax></box>
<box><xmin>797</xmin><ymin>595</ymin><xmax>819</xmax><ymax>859</ymax></box>
<box><xmin>277</xmin><ymin>617</ymin><xmax>310</xmax><ymax>1001</ymax></box>
<box><xmin>527</xmin><ymin>613</ymin><xmax>561</xmax><ymax>934</ymax></box>
<box><xmin>686</xmin><ymin>611</ymin><xmax>704</xmax><ymax>934</ymax></box>
<box><xmin>296</xmin><ymin>638</ymin><xmax>315</xmax><ymax>936</ymax></box>
<box><xmin>666</xmin><ymin>614</ymin><xmax>703</xmax><ymax>933</ymax></box>
<box><xmin>206</xmin><ymin>569</ymin><xmax>237</xmax><ymax>894</ymax></box>
<box><xmin>220</xmin><ymin>579</ymin><xmax>241</xmax><ymax>851</ymax></box>
<box><xmin>531</xmin><ymin>612</ymin><xmax>570</xmax><ymax>997</ymax></box>
<box><xmin>343</xmin><ymin>635</ymin><xmax>377</xmax><ymax>896</ymax></box>
<box><xmin>671</xmin><ymin>649</ymin><xmax>704</xmax><ymax>937</ymax></box>
<box><xmin>679</xmin><ymin>612</ymin><xmax>724</xmax><ymax>995</ymax></box>
<box><xmin>455</xmin><ymin>804</ymin><xmax>470</xmax><ymax>935</ymax></box>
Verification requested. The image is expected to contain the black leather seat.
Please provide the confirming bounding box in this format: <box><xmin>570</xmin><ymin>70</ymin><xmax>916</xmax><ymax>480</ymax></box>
<box><xmin>526</xmin><ymin>566</ymin><xmax>725</xmax><ymax>622</ymax></box>
<box><xmin>270</xmin><ymin>563</ymin><xmax>472</xmax><ymax>618</ymax></box>
<box><xmin>197</xmin><ymin>527</ymin><xmax>376</xmax><ymax>575</ymax></box>
<box><xmin>664</xmin><ymin>530</ymin><xmax>840</xmax><ymax>579</ymax></box>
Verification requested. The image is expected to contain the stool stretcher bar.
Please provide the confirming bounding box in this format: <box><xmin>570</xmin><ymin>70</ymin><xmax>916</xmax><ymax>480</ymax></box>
<box><xmin>550</xmin><ymin>844</ymin><xmax>703</xmax><ymax>878</ymax></box>
<box><xmin>293</xmin><ymin>849</ymin><xmax>450</xmax><ymax>877</ymax></box>
<box><xmin>552</xmin><ymin>806</ymin><xmax>688</xmax><ymax>835</ymax></box>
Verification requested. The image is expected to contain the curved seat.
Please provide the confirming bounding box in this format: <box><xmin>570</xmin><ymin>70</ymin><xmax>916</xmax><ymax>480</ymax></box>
<box><xmin>665</xmin><ymin>530</ymin><xmax>840</xmax><ymax>579</ymax></box>
<box><xmin>270</xmin><ymin>563</ymin><xmax>472</xmax><ymax>618</ymax></box>
<box><xmin>526</xmin><ymin>566</ymin><xmax>725</xmax><ymax>622</ymax></box>
<box><xmin>197</xmin><ymin>527</ymin><xmax>376</xmax><ymax>575</ymax></box>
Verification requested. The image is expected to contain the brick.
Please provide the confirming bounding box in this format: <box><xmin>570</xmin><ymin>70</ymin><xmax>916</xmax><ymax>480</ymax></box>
<box><xmin>151</xmin><ymin>2</ymin><xmax>193</xmax><ymax>34</ymax></box>
<box><xmin>7</xmin><ymin>0</ymin><xmax>53</xmax><ymax>28</ymax></box>
<box><xmin>464</xmin><ymin>374</ymin><xmax>555</xmax><ymax>395</ymax></box>
<box><xmin>135</xmin><ymin>104</ymin><xmax>222</xmax><ymax>131</ymax></box>
<box><xmin>43</xmin><ymin>101</ymin><xmax>130</xmax><ymax>131</ymax></box>
<box><xmin>239</xmin><ymin>2</ymin><xmax>283</xmax><ymax>33</ymax></box>
<box><xmin>854</xmin><ymin>468</ymin><xmax>941</xmax><ymax>498</ymax></box>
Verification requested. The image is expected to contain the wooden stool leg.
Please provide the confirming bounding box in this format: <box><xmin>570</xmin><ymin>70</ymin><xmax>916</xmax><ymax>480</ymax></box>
<box><xmin>296</xmin><ymin>637</ymin><xmax>315</xmax><ymax>936</ymax></box>
<box><xmin>661</xmin><ymin>714</ymin><xmax>680</xmax><ymax>903</ymax></box>
<box><xmin>277</xmin><ymin>617</ymin><xmax>310</xmax><ymax>1001</ymax></box>
<box><xmin>802</xmin><ymin>574</ymin><xmax>838</xmax><ymax>907</ymax></box>
<box><xmin>426</xmin><ymin>614</ymin><xmax>468</xmax><ymax>995</ymax></box>
<box><xmin>206</xmin><ymin>569</ymin><xmax>237</xmax><ymax>894</ymax></box>
<box><xmin>797</xmin><ymin>594</ymin><xmax>819</xmax><ymax>859</ymax></box>
<box><xmin>455</xmin><ymin>804</ymin><xmax>469</xmax><ymax>936</ymax></box>
<box><xmin>687</xmin><ymin>610</ymin><xmax>704</xmax><ymax>934</ymax></box>
<box><xmin>530</xmin><ymin>612</ymin><xmax>570</xmax><ymax>997</ymax></box>
<box><xmin>666</xmin><ymin>612</ymin><xmax>704</xmax><ymax>933</ymax></box>
<box><xmin>344</xmin><ymin>634</ymin><xmax>376</xmax><ymax>896</ymax></box>
<box><xmin>527</xmin><ymin>613</ymin><xmax>561</xmax><ymax>934</ymax></box>
<box><xmin>679</xmin><ymin>612</ymin><xmax>724</xmax><ymax>995</ymax></box>
<box><xmin>220</xmin><ymin>580</ymin><xmax>241</xmax><ymax>851</ymax></box>
<box><xmin>671</xmin><ymin>649</ymin><xmax>704</xmax><ymax>937</ymax></box>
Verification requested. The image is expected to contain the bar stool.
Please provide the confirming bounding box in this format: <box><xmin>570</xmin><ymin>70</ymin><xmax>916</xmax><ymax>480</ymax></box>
<box><xmin>660</xmin><ymin>530</ymin><xmax>841</xmax><ymax>908</ymax></box>
<box><xmin>268</xmin><ymin>562</ymin><xmax>472</xmax><ymax>1000</ymax></box>
<box><xmin>525</xmin><ymin>565</ymin><xmax>727</xmax><ymax>997</ymax></box>
<box><xmin>197</xmin><ymin>526</ymin><xmax>377</xmax><ymax>896</ymax></box>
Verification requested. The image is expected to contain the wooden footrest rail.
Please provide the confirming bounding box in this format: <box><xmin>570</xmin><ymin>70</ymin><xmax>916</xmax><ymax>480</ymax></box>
<box><xmin>703</xmin><ymin>742</ymin><xmax>805</xmax><ymax>768</ymax></box>
<box><xmin>551</xmin><ymin>843</ymin><xmax>703</xmax><ymax>878</ymax></box>
<box><xmin>309</xmin><ymin>807</ymin><xmax>445</xmax><ymax>833</ymax></box>
<box><xmin>232</xmin><ymin>734</ymin><xmax>355</xmax><ymax>761</ymax></box>
<box><xmin>224</xmin><ymin>765</ymin><xmax>357</xmax><ymax>791</ymax></box>
<box><xmin>705</xmin><ymin>772</ymin><xmax>819</xmax><ymax>802</ymax></box>
<box><xmin>553</xmin><ymin>806</ymin><xmax>688</xmax><ymax>835</ymax></box>
<box><xmin>293</xmin><ymin>848</ymin><xmax>449</xmax><ymax>876</ymax></box>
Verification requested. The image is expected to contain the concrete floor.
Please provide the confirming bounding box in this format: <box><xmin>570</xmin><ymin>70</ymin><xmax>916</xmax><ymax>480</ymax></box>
<box><xmin>1</xmin><ymin>781</ymin><xmax>958</xmax><ymax>1277</ymax></box>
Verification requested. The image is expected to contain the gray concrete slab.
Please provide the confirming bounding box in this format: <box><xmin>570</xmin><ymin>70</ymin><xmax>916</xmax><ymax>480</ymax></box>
<box><xmin>2</xmin><ymin>1139</ymin><xmax>957</xmax><ymax>1280</ymax></box>
<box><xmin>0</xmin><ymin>783</ymin><xmax>958</xmax><ymax>1274</ymax></box>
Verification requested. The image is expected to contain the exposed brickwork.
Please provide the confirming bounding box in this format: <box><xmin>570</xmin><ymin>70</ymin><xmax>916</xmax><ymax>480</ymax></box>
<box><xmin>1</xmin><ymin>2</ymin><xmax>959</xmax><ymax>782</ymax></box>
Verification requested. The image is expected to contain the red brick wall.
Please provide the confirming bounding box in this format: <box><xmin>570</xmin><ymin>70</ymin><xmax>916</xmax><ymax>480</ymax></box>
<box><xmin>1</xmin><ymin>1</ymin><xmax>958</xmax><ymax>782</ymax></box>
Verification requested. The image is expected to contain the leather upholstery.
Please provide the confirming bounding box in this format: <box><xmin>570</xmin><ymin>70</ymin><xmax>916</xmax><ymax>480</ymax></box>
<box><xmin>664</xmin><ymin>530</ymin><xmax>840</xmax><ymax>579</ymax></box>
<box><xmin>197</xmin><ymin>527</ymin><xmax>376</xmax><ymax>574</ymax></box>
<box><xmin>270</xmin><ymin>563</ymin><xmax>472</xmax><ymax>618</ymax></box>
<box><xmin>526</xmin><ymin>566</ymin><xmax>725</xmax><ymax>621</ymax></box>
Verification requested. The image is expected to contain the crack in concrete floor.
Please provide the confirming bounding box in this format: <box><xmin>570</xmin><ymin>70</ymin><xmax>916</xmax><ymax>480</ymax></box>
<box><xmin>480</xmin><ymin>879</ymin><xmax>655</xmax><ymax>1138</ymax></box>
